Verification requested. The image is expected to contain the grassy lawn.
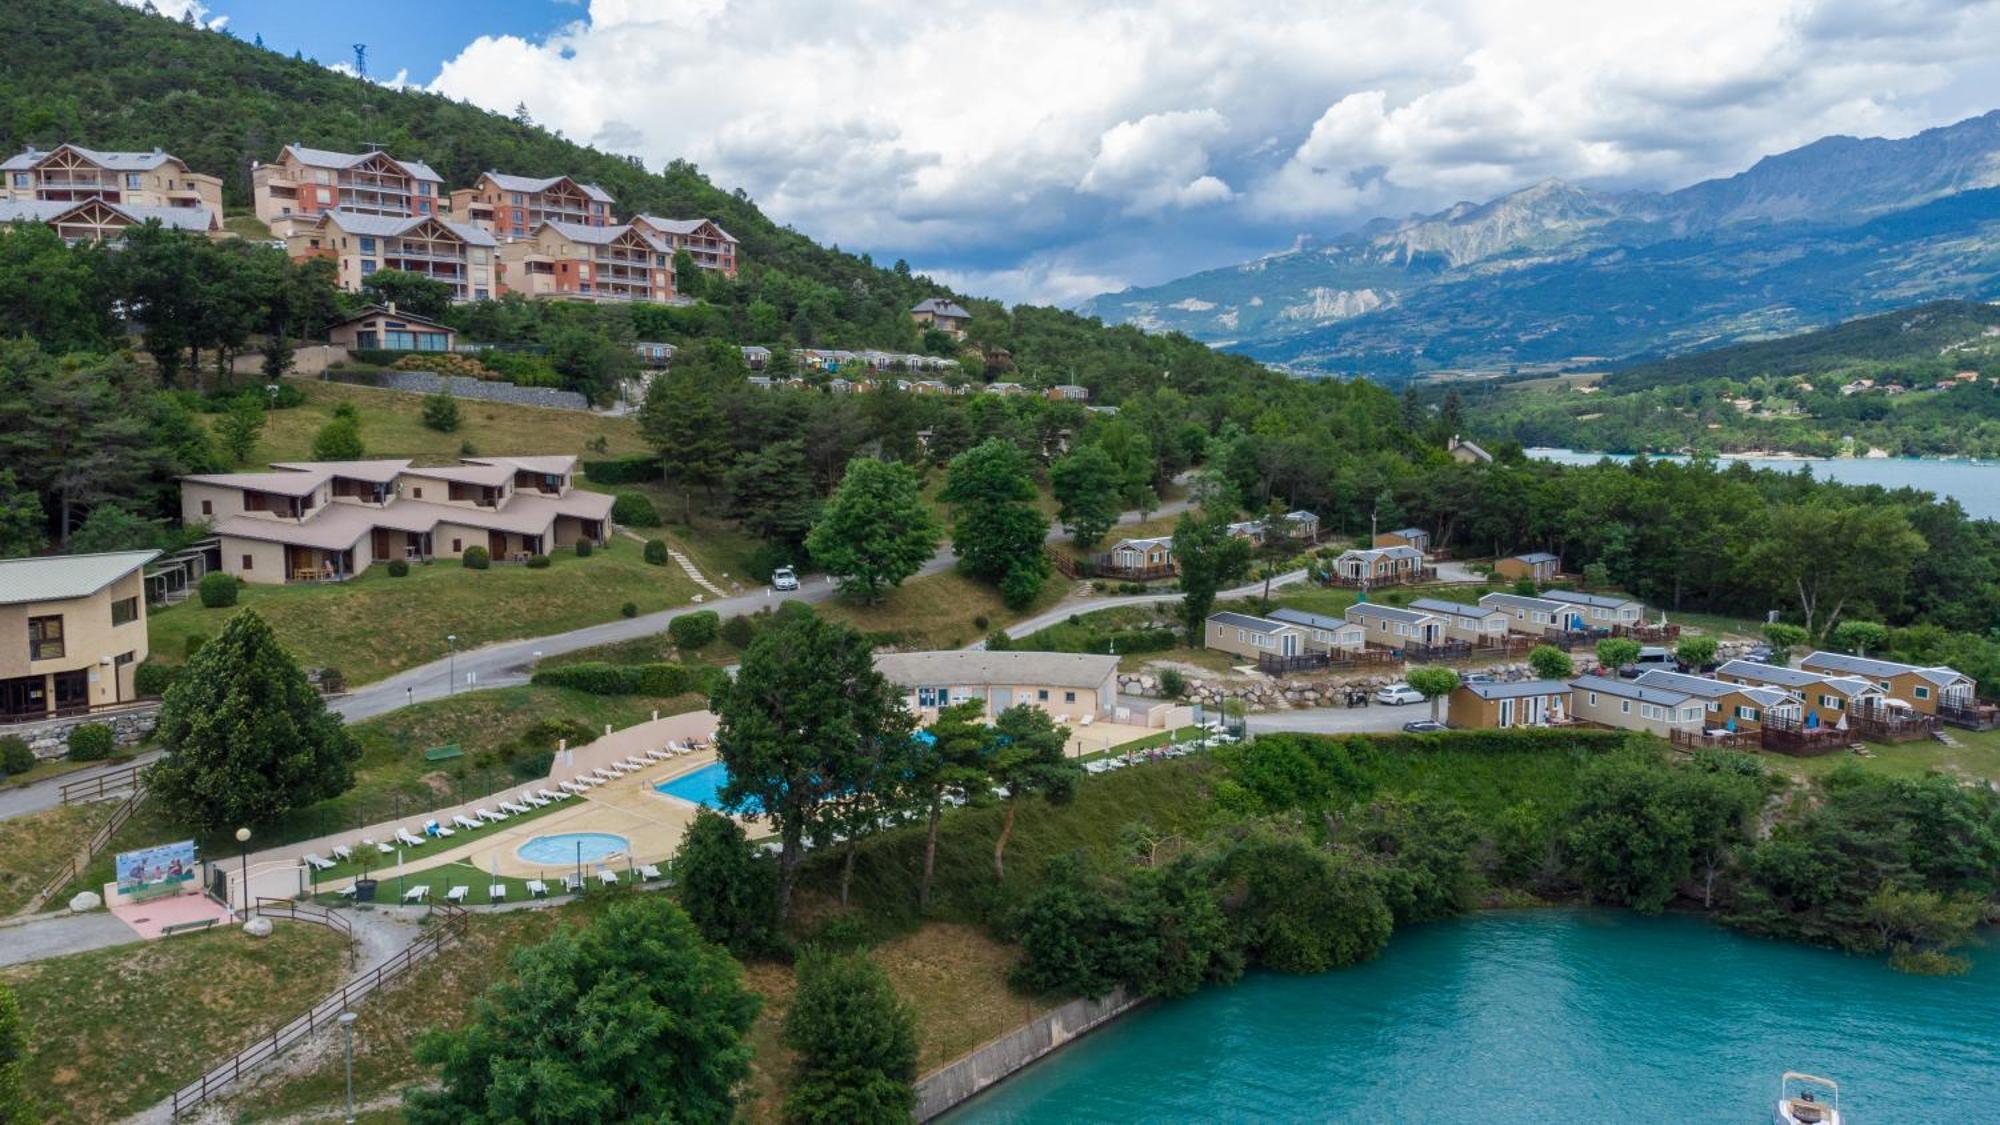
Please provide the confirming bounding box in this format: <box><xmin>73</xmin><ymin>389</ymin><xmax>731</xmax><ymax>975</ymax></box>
<box><xmin>61</xmin><ymin>686</ymin><xmax>705</xmax><ymax>899</ymax></box>
<box><xmin>216</xmin><ymin>379</ymin><xmax>647</xmax><ymax>466</ymax></box>
<box><xmin>1762</xmin><ymin>726</ymin><xmax>2000</xmax><ymax>786</ymax></box>
<box><xmin>147</xmin><ymin>536</ymin><xmax>700</xmax><ymax>685</ymax></box>
<box><xmin>4</xmin><ymin>923</ymin><xmax>351</xmax><ymax>1123</ymax></box>
<box><xmin>0</xmin><ymin>802</ymin><xmax>119</xmax><ymax>915</ymax></box>
<box><xmin>222</xmin><ymin>211</ymin><xmax>272</xmax><ymax>240</ymax></box>
<box><xmin>819</xmin><ymin>568</ymin><xmax>1069</xmax><ymax>651</ymax></box>
<box><xmin>224</xmin><ymin>902</ymin><xmax>1041</xmax><ymax>1125</ymax></box>
<box><xmin>0</xmin><ymin>751</ymin><xmax>141</xmax><ymax>791</ymax></box>
<box><xmin>575</xmin><ymin>479</ymin><xmax>776</xmax><ymax>591</ymax></box>
<box><xmin>1049</xmin><ymin>513</ymin><xmax>1180</xmax><ymax>563</ymax></box>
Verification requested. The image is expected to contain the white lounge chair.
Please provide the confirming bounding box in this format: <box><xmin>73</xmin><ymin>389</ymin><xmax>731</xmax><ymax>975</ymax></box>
<box><xmin>640</xmin><ymin>864</ymin><xmax>662</xmax><ymax>881</ymax></box>
<box><xmin>592</xmin><ymin>768</ymin><xmax>617</xmax><ymax>782</ymax></box>
<box><xmin>596</xmin><ymin>869</ymin><xmax>619</xmax><ymax>886</ymax></box>
<box><xmin>1080</xmin><ymin>713</ymin><xmax>1094</xmax><ymax>727</ymax></box>
<box><xmin>539</xmin><ymin>787</ymin><xmax>569</xmax><ymax>802</ymax></box>
<box><xmin>402</xmin><ymin>885</ymin><xmax>429</xmax><ymax>903</ymax></box>
<box><xmin>375</xmin><ymin>841</ymin><xmax>396</xmax><ymax>855</ymax></box>
<box><xmin>622</xmin><ymin>756</ymin><xmax>646</xmax><ymax>770</ymax></box>
<box><xmin>446</xmin><ymin>885</ymin><xmax>469</xmax><ymax>904</ymax></box>
<box><xmin>331</xmin><ymin>845</ymin><xmax>353</xmax><ymax>862</ymax></box>
<box><xmin>453</xmin><ymin>815</ymin><xmax>482</xmax><ymax>832</ymax></box>
<box><xmin>489</xmin><ymin>883</ymin><xmax>507</xmax><ymax>901</ymax></box>
<box><xmin>477</xmin><ymin>808</ymin><xmax>507</xmax><ymax>824</ymax></box>
<box><xmin>562</xmin><ymin>875</ymin><xmax>583</xmax><ymax>893</ymax></box>
<box><xmin>499</xmin><ymin>801</ymin><xmax>530</xmax><ymax>816</ymax></box>
<box><xmin>521</xmin><ymin>792</ymin><xmax>550</xmax><ymax>808</ymax></box>
<box><xmin>526</xmin><ymin>880</ymin><xmax>549</xmax><ymax>897</ymax></box>
<box><xmin>559</xmin><ymin>780</ymin><xmax>587</xmax><ymax>795</ymax></box>
<box><xmin>340</xmin><ymin>884</ymin><xmax>359</xmax><ymax>899</ymax></box>
<box><xmin>395</xmin><ymin>829</ymin><xmax>426</xmax><ymax>848</ymax></box>
<box><xmin>644</xmin><ymin>748</ymin><xmax>669</xmax><ymax>762</ymax></box>
<box><xmin>302</xmin><ymin>852</ymin><xmax>336</xmax><ymax>872</ymax></box>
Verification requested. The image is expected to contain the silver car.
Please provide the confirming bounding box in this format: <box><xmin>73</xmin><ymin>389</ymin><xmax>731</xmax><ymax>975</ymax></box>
<box><xmin>771</xmin><ymin>566</ymin><xmax>799</xmax><ymax>591</ymax></box>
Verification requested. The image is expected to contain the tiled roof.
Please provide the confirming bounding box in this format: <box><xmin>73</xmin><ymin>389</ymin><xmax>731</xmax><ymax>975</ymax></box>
<box><xmin>269</xmin><ymin>459</ymin><xmax>411</xmax><ymax>483</ymax></box>
<box><xmin>1571</xmin><ymin>673</ymin><xmax>1693</xmax><ymax>706</ymax></box>
<box><xmin>0</xmin><ymin>198</ymin><xmax>217</xmax><ymax>232</ymax></box>
<box><xmin>282</xmin><ymin>144</ymin><xmax>441</xmax><ymax>182</ymax></box>
<box><xmin>1409</xmin><ymin>598</ymin><xmax>1499</xmax><ymax>619</ymax></box>
<box><xmin>1478</xmin><ymin>592</ymin><xmax>1571</xmax><ymax>614</ymax></box>
<box><xmin>401</xmin><ymin>462</ymin><xmax>516</xmax><ymax>488</ymax></box>
<box><xmin>0</xmin><ymin>550</ymin><xmax>158</xmax><ymax>605</ymax></box>
<box><xmin>1462</xmin><ymin>679</ymin><xmax>1571</xmax><ymax>701</ymax></box>
<box><xmin>183</xmin><ymin>468</ymin><xmax>332</xmax><ymax>496</ymax></box>
<box><xmin>315</xmin><ymin>212</ymin><xmax>496</xmax><ymax>246</ymax></box>
<box><xmin>1512</xmin><ymin>552</ymin><xmax>1559</xmax><ymax>564</ymax></box>
<box><xmin>1388</xmin><ymin>527</ymin><xmax>1427</xmax><ymax>539</ymax></box>
<box><xmin>634</xmin><ymin>215</ymin><xmax>738</xmax><ymax>243</ymax></box>
<box><xmin>1542</xmin><ymin>589</ymin><xmax>1640</xmax><ymax>610</ymax></box>
<box><xmin>542</xmin><ymin>220</ymin><xmax>667</xmax><ymax>252</ymax></box>
<box><xmin>1</xmin><ymin>144</ymin><xmax>179</xmax><ymax>171</ymax></box>
<box><xmin>1268</xmin><ymin>607</ymin><xmax>1355</xmax><ymax>633</ymax></box>
<box><xmin>1800</xmin><ymin>651</ymin><xmax>1970</xmax><ymax>687</ymax></box>
<box><xmin>213</xmin><ymin>507</ymin><xmax>376</xmax><ymax>551</ymax></box>
<box><xmin>1347</xmin><ymin>602</ymin><xmax>1439</xmax><ymax>626</ymax></box>
<box><xmin>483</xmin><ymin>172</ymin><xmax>614</xmax><ymax>202</ymax></box>
<box><xmin>1209</xmin><ymin>611</ymin><xmax>1291</xmax><ymax>635</ymax></box>
<box><xmin>912</xmin><ymin>297</ymin><xmax>971</xmax><ymax>318</ymax></box>
<box><xmin>465</xmin><ymin>455</ymin><xmax>579</xmax><ymax>477</ymax></box>
<box><xmin>1339</xmin><ymin>546</ymin><xmax>1424</xmax><ymax>562</ymax></box>
<box><xmin>1634</xmin><ymin>670</ymin><xmax>1738</xmax><ymax>699</ymax></box>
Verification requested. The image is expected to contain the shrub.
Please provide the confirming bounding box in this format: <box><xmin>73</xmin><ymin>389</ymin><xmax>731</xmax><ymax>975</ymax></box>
<box><xmin>462</xmin><ymin>546</ymin><xmax>491</xmax><ymax>570</ymax></box>
<box><xmin>458</xmin><ymin>439</ymin><xmax>480</xmax><ymax>457</ymax></box>
<box><xmin>973</xmin><ymin>614</ymin><xmax>990</xmax><ymax>631</ymax></box>
<box><xmin>669</xmin><ymin>610</ymin><xmax>721</xmax><ymax>650</ymax></box>
<box><xmin>643</xmin><ymin>539</ymin><xmax>669</xmax><ymax>566</ymax></box>
<box><xmin>421</xmin><ymin>390</ymin><xmax>461</xmax><ymax>432</ymax></box>
<box><xmin>582</xmin><ymin>454</ymin><xmax>663</xmax><ymax>485</ymax></box>
<box><xmin>575</xmin><ymin>539</ymin><xmax>593</xmax><ymax>558</ymax></box>
<box><xmin>317</xmin><ymin>667</ymin><xmax>346</xmax><ymax>694</ymax></box>
<box><xmin>394</xmin><ymin>352</ymin><xmax>490</xmax><ymax>380</ymax></box>
<box><xmin>387</xmin><ymin>558</ymin><xmax>410</xmax><ymax>577</ymax></box>
<box><xmin>622</xmin><ymin>601</ymin><xmax>639</xmax><ymax>618</ymax></box>
<box><xmin>133</xmin><ymin>661</ymin><xmax>176</xmax><ymax>698</ymax></box>
<box><xmin>184</xmin><ymin>635</ymin><xmax>207</xmax><ymax>659</ymax></box>
<box><xmin>721</xmin><ymin>615</ymin><xmax>756</xmax><ymax>648</ymax></box>
<box><xmin>612</xmin><ymin>492</ymin><xmax>662</xmax><ymax>528</ymax></box>
<box><xmin>0</xmin><ymin>736</ymin><xmax>33</xmax><ymax>776</ymax></box>
<box><xmin>1157</xmin><ymin>668</ymin><xmax>1187</xmax><ymax>698</ymax></box>
<box><xmin>526</xmin><ymin>554</ymin><xmax>551</xmax><ymax>569</ymax></box>
<box><xmin>67</xmin><ymin>723</ymin><xmax>115</xmax><ymax>762</ymax></box>
<box><xmin>530</xmin><ymin>661</ymin><xmax>722</xmax><ymax>698</ymax></box>
<box><xmin>198</xmin><ymin>572</ymin><xmax>238</xmax><ymax>608</ymax></box>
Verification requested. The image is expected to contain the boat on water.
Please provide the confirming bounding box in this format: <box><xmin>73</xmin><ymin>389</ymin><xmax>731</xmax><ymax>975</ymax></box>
<box><xmin>1775</xmin><ymin>1072</ymin><xmax>1840</xmax><ymax>1125</ymax></box>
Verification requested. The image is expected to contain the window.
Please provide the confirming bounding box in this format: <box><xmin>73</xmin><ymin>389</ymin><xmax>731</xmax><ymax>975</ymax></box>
<box><xmin>451</xmin><ymin>538</ymin><xmax>461</xmax><ymax>551</ymax></box>
<box><xmin>11</xmin><ymin>173</ymin><xmax>26</xmax><ymax>187</ymax></box>
<box><xmin>475</xmin><ymin>288</ymin><xmax>489</xmax><ymax>300</ymax></box>
<box><xmin>1587</xmin><ymin>692</ymin><xmax>1599</xmax><ymax>706</ymax></box>
<box><xmin>360</xmin><ymin>261</ymin><xmax>378</xmax><ymax>276</ymax></box>
<box><xmin>242</xmin><ymin>554</ymin><xmax>253</xmax><ymax>570</ymax></box>
<box><xmin>1037</xmin><ymin>689</ymin><xmax>1049</xmax><ymax>701</ymax></box>
<box><xmin>413</xmin><ymin>487</ymin><xmax>424</xmax><ymax>499</ymax></box>
<box><xmin>1064</xmin><ymin>691</ymin><xmax>1077</xmax><ymax>703</ymax></box>
<box><xmin>1620</xmin><ymin>700</ymin><xmax>1631</xmax><ymax>714</ymax></box>
<box><xmin>316</xmin><ymin>187</ymin><xmax>331</xmax><ymax>203</ymax></box>
<box><xmin>111</xmin><ymin>596</ymin><xmax>139</xmax><ymax>626</ymax></box>
<box><xmin>359</xmin><ymin>237</ymin><xmax>376</xmax><ymax>253</ymax></box>
<box><xmin>115</xmin><ymin>651</ymin><xmax>134</xmax><ymax>667</ymax></box>
<box><xmin>1914</xmin><ymin>686</ymin><xmax>1930</xmax><ymax>700</ymax></box>
<box><xmin>200</xmin><ymin>499</ymin><xmax>212</xmax><ymax>516</ymax></box>
<box><xmin>1736</xmin><ymin>706</ymin><xmax>1757</xmax><ymax>721</ymax></box>
<box><xmin>27</xmin><ymin>616</ymin><xmax>63</xmax><ymax>660</ymax></box>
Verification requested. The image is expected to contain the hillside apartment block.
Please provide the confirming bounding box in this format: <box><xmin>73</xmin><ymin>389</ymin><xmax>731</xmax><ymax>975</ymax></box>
<box><xmin>496</xmin><ymin>221</ymin><xmax>675</xmax><ymax>303</ymax></box>
<box><xmin>1</xmin><ymin>144</ymin><xmax>224</xmax><ymax>242</ymax></box>
<box><xmin>630</xmin><ymin>215</ymin><xmax>739</xmax><ymax>278</ymax></box>
<box><xmin>0</xmin><ymin>550</ymin><xmax>157</xmax><ymax>722</ymax></box>
<box><xmin>285</xmin><ymin>212</ymin><xmax>498</xmax><ymax>303</ymax></box>
<box><xmin>450</xmin><ymin>172</ymin><xmax>614</xmax><ymax>241</ymax></box>
<box><xmin>254</xmin><ymin>144</ymin><xmax>444</xmax><ymax>236</ymax></box>
<box><xmin>181</xmin><ymin>456</ymin><xmax>613</xmax><ymax>585</ymax></box>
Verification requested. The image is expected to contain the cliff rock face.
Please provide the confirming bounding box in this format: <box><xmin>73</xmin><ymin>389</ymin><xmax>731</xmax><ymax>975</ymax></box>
<box><xmin>1080</xmin><ymin>111</ymin><xmax>2000</xmax><ymax>377</ymax></box>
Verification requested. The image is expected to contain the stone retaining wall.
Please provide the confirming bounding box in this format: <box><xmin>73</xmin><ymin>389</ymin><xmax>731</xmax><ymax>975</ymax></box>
<box><xmin>13</xmin><ymin>704</ymin><xmax>160</xmax><ymax>761</ymax></box>
<box><xmin>914</xmin><ymin>986</ymin><xmax>1144</xmax><ymax>1121</ymax></box>
<box><xmin>330</xmin><ymin>370</ymin><xmax>590</xmax><ymax>411</ymax></box>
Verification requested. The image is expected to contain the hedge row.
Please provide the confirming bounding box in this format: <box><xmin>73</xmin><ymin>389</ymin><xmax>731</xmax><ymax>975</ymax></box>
<box><xmin>530</xmin><ymin>661</ymin><xmax>723</xmax><ymax>698</ymax></box>
<box><xmin>583</xmin><ymin>455</ymin><xmax>663</xmax><ymax>485</ymax></box>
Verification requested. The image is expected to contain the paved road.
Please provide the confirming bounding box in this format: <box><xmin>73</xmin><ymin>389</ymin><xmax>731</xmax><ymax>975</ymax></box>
<box><xmin>976</xmin><ymin>568</ymin><xmax>1312</xmax><ymax>648</ymax></box>
<box><xmin>0</xmin><ymin>749</ymin><xmax>159</xmax><ymax>824</ymax></box>
<box><xmin>0</xmin><ymin>910</ymin><xmax>142</xmax><ymax>967</ymax></box>
<box><xmin>1246</xmin><ymin>698</ymin><xmax>1452</xmax><ymax>735</ymax></box>
<box><xmin>332</xmin><ymin>489</ymin><xmax>1198</xmax><ymax>723</ymax></box>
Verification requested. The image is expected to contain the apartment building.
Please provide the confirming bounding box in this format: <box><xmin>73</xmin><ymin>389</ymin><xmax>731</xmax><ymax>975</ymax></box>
<box><xmin>253</xmin><ymin>144</ymin><xmax>444</xmax><ymax>236</ymax></box>
<box><xmin>630</xmin><ymin>215</ymin><xmax>739</xmax><ymax>277</ymax></box>
<box><xmin>0</xmin><ymin>550</ymin><xmax>158</xmax><ymax>721</ymax></box>
<box><xmin>451</xmin><ymin>172</ymin><xmax>615</xmax><ymax>241</ymax></box>
<box><xmin>910</xmin><ymin>297</ymin><xmax>972</xmax><ymax>337</ymax></box>
<box><xmin>0</xmin><ymin>197</ymin><xmax>221</xmax><ymax>243</ymax></box>
<box><xmin>2</xmin><ymin>144</ymin><xmax>222</xmax><ymax>214</ymax></box>
<box><xmin>181</xmin><ymin>456</ymin><xmax>613</xmax><ymax>584</ymax></box>
<box><xmin>497</xmin><ymin>221</ymin><xmax>674</xmax><ymax>303</ymax></box>
<box><xmin>287</xmin><ymin>212</ymin><xmax>498</xmax><ymax>302</ymax></box>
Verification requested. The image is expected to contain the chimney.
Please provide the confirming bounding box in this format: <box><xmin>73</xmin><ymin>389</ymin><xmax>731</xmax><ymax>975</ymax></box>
<box><xmin>386</xmin><ymin>301</ymin><xmax>397</xmax><ymax>315</ymax></box>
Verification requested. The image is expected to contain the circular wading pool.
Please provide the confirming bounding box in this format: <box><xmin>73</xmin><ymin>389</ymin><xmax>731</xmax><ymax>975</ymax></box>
<box><xmin>516</xmin><ymin>831</ymin><xmax>629</xmax><ymax>864</ymax></box>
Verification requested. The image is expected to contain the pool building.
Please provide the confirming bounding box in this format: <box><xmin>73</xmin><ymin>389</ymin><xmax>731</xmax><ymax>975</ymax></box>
<box><xmin>873</xmin><ymin>650</ymin><xmax>1120</xmax><ymax>722</ymax></box>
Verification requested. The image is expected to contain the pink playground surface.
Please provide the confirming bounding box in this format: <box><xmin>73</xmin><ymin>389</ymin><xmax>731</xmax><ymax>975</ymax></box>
<box><xmin>109</xmin><ymin>890</ymin><xmax>235</xmax><ymax>940</ymax></box>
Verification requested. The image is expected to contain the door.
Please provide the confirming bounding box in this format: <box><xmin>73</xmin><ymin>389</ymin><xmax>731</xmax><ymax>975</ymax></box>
<box><xmin>1281</xmin><ymin>633</ymin><xmax>1297</xmax><ymax>657</ymax></box>
<box><xmin>1498</xmin><ymin>698</ymin><xmax>1515</xmax><ymax>727</ymax></box>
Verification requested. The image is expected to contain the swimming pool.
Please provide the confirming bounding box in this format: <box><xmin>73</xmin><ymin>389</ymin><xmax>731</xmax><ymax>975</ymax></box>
<box><xmin>516</xmin><ymin>832</ymin><xmax>630</xmax><ymax>865</ymax></box>
<box><xmin>655</xmin><ymin>761</ymin><xmax>762</xmax><ymax>814</ymax></box>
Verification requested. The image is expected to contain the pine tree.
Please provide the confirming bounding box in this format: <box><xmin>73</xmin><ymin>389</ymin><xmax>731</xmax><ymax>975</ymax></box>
<box><xmin>782</xmin><ymin>951</ymin><xmax>918</xmax><ymax>1125</ymax></box>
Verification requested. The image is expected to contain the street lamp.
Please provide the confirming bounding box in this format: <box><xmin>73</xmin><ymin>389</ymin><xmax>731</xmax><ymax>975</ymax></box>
<box><xmin>446</xmin><ymin>634</ymin><xmax>458</xmax><ymax>696</ymax></box>
<box><xmin>338</xmin><ymin>1010</ymin><xmax>358</xmax><ymax>1123</ymax></box>
<box><xmin>234</xmin><ymin>826</ymin><xmax>252</xmax><ymax>919</ymax></box>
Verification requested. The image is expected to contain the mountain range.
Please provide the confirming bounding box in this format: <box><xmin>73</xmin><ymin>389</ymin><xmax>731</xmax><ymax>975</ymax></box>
<box><xmin>1078</xmin><ymin>112</ymin><xmax>2000</xmax><ymax>378</ymax></box>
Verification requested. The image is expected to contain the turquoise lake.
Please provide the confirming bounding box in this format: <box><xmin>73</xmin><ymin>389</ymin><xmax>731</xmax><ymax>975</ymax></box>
<box><xmin>1527</xmin><ymin>448</ymin><xmax>2000</xmax><ymax>521</ymax></box>
<box><xmin>946</xmin><ymin>910</ymin><xmax>1997</xmax><ymax>1123</ymax></box>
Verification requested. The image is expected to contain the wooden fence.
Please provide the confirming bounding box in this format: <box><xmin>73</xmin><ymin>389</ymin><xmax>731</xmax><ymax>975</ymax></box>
<box><xmin>60</xmin><ymin>761</ymin><xmax>149</xmax><ymax>804</ymax></box>
<box><xmin>18</xmin><ymin>782</ymin><xmax>148</xmax><ymax>916</ymax></box>
<box><xmin>168</xmin><ymin>902</ymin><xmax>467</xmax><ymax>1116</ymax></box>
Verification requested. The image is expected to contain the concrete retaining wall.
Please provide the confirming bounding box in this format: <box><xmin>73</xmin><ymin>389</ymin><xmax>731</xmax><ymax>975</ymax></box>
<box><xmin>914</xmin><ymin>986</ymin><xmax>1145</xmax><ymax>1121</ymax></box>
<box><xmin>330</xmin><ymin>370</ymin><xmax>590</xmax><ymax>411</ymax></box>
<box><xmin>12</xmin><ymin>704</ymin><xmax>160</xmax><ymax>761</ymax></box>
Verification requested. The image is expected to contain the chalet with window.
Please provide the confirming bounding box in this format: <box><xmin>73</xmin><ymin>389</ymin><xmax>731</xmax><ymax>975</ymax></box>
<box><xmin>1540</xmin><ymin>589</ymin><xmax>1644</xmax><ymax>631</ymax></box>
<box><xmin>1493</xmin><ymin>552</ymin><xmax>1560</xmax><ymax>583</ymax></box>
<box><xmin>1266</xmin><ymin>607</ymin><xmax>1366</xmax><ymax>654</ymax></box>
<box><xmin>1408</xmin><ymin>598</ymin><xmax>1509</xmax><ymax>646</ymax></box>
<box><xmin>1632</xmin><ymin>669</ymin><xmax>1801</xmax><ymax>732</ymax></box>
<box><xmin>874</xmin><ymin>650</ymin><xmax>1116</xmax><ymax>721</ymax></box>
<box><xmin>1569</xmin><ymin>674</ymin><xmax>1704</xmax><ymax>736</ymax></box>
<box><xmin>0</xmin><ymin>550</ymin><xmax>157</xmax><ymax>724</ymax></box>
<box><xmin>2</xmin><ymin>143</ymin><xmax>222</xmax><ymax>214</ymax></box>
<box><xmin>450</xmin><ymin>172</ymin><xmax>615</xmax><ymax>241</ymax></box>
<box><xmin>1278</xmin><ymin>510</ymin><xmax>1321</xmax><ymax>542</ymax></box>
<box><xmin>286</xmin><ymin>211</ymin><xmax>497</xmax><ymax>302</ymax></box>
<box><xmin>253</xmin><ymin>144</ymin><xmax>444</xmax><ymax>236</ymax></box>
<box><xmin>1330</xmin><ymin>546</ymin><xmax>1428</xmax><ymax>586</ymax></box>
<box><xmin>1714</xmin><ymin>659</ymin><xmax>1886</xmax><ymax>723</ymax></box>
<box><xmin>1346</xmin><ymin>602</ymin><xmax>1446</xmax><ymax>650</ymax></box>
<box><xmin>1205</xmin><ymin>611</ymin><xmax>1311</xmax><ymax>662</ymax></box>
<box><xmin>1102</xmin><ymin>535</ymin><xmax>1175</xmax><ymax>578</ymax></box>
<box><xmin>910</xmin><ymin>297</ymin><xmax>972</xmax><ymax>338</ymax></box>
<box><xmin>1047</xmin><ymin>384</ymin><xmax>1090</xmax><ymax>402</ymax></box>
<box><xmin>496</xmin><ymin>221</ymin><xmax>674</xmax><ymax>303</ymax></box>
<box><xmin>181</xmin><ymin>456</ymin><xmax>612</xmax><ymax>585</ymax></box>
<box><xmin>325</xmin><ymin>305</ymin><xmax>456</xmax><ymax>353</ymax></box>
<box><xmin>1373</xmin><ymin>526</ymin><xmax>1430</xmax><ymax>553</ymax></box>
<box><xmin>1797</xmin><ymin>651</ymin><xmax>1979</xmax><ymax>719</ymax></box>
<box><xmin>1449</xmin><ymin>679</ymin><xmax>1573</xmax><ymax>729</ymax></box>
<box><xmin>1478</xmin><ymin>592</ymin><xmax>1588</xmax><ymax>636</ymax></box>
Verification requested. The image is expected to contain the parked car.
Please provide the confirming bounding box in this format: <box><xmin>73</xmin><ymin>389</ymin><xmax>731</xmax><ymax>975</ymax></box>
<box><xmin>1402</xmin><ymin>718</ymin><xmax>1448</xmax><ymax>733</ymax></box>
<box><xmin>1374</xmin><ymin>683</ymin><xmax>1425</xmax><ymax>705</ymax></box>
<box><xmin>1460</xmin><ymin>671</ymin><xmax>1496</xmax><ymax>685</ymax></box>
<box><xmin>771</xmin><ymin>566</ymin><xmax>799</xmax><ymax>591</ymax></box>
<box><xmin>1620</xmin><ymin>646</ymin><xmax>1676</xmax><ymax>678</ymax></box>
<box><xmin>1744</xmin><ymin>645</ymin><xmax>1774</xmax><ymax>664</ymax></box>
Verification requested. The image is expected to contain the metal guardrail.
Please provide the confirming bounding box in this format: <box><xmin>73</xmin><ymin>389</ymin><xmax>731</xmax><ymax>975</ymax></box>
<box><xmin>254</xmin><ymin>897</ymin><xmax>356</xmax><ymax>939</ymax></box>
<box><xmin>0</xmin><ymin>698</ymin><xmax>160</xmax><ymax>728</ymax></box>
<box><xmin>19</xmin><ymin>782</ymin><xmax>148</xmax><ymax>915</ymax></box>
<box><xmin>168</xmin><ymin>902</ymin><xmax>468</xmax><ymax>1117</ymax></box>
<box><xmin>59</xmin><ymin>760</ymin><xmax>149</xmax><ymax>804</ymax></box>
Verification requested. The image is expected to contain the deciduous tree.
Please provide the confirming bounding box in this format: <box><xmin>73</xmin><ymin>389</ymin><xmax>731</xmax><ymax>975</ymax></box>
<box><xmin>1405</xmin><ymin>666</ymin><xmax>1460</xmax><ymax>721</ymax></box>
<box><xmin>940</xmin><ymin>438</ymin><xmax>1049</xmax><ymax>608</ymax></box>
<box><xmin>1527</xmin><ymin>644</ymin><xmax>1574</xmax><ymax>680</ymax></box>
<box><xmin>805</xmin><ymin>458</ymin><xmax>938</xmax><ymax>602</ymax></box>
<box><xmin>781</xmin><ymin>951</ymin><xmax>918</xmax><ymax>1125</ymax></box>
<box><xmin>1174</xmin><ymin>509</ymin><xmax>1252</xmax><ymax>645</ymax></box>
<box><xmin>1049</xmin><ymin>444</ymin><xmax>1121</xmax><ymax>550</ymax></box>
<box><xmin>986</xmin><ymin>704</ymin><xmax>1080</xmax><ymax>882</ymax></box>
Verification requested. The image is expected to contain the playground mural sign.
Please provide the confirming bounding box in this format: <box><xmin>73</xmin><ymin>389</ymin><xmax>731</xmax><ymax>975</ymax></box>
<box><xmin>115</xmin><ymin>839</ymin><xmax>197</xmax><ymax>893</ymax></box>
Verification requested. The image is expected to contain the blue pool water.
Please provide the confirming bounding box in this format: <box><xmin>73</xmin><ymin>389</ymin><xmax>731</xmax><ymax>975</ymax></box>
<box><xmin>515</xmin><ymin>832</ymin><xmax>629</xmax><ymax>865</ymax></box>
<box><xmin>655</xmin><ymin>761</ymin><xmax>763</xmax><ymax>814</ymax></box>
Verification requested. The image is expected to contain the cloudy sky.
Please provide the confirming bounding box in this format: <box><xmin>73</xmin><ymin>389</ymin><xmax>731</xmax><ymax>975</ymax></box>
<box><xmin>152</xmin><ymin>0</ymin><xmax>2000</xmax><ymax>305</ymax></box>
